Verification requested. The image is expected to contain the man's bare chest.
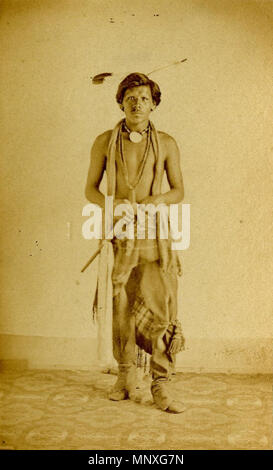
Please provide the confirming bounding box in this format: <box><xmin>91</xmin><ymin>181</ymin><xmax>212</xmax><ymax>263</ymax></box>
<box><xmin>114</xmin><ymin>134</ymin><xmax>156</xmax><ymax>199</ymax></box>
<box><xmin>121</xmin><ymin>137</ymin><xmax>152</xmax><ymax>181</ymax></box>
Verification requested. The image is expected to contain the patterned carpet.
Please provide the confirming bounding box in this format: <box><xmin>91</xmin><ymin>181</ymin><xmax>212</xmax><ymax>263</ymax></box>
<box><xmin>0</xmin><ymin>368</ymin><xmax>272</xmax><ymax>450</ymax></box>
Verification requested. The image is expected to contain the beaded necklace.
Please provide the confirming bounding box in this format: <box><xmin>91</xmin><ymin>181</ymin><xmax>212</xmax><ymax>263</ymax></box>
<box><xmin>123</xmin><ymin>121</ymin><xmax>150</xmax><ymax>143</ymax></box>
<box><xmin>118</xmin><ymin>123</ymin><xmax>151</xmax><ymax>202</ymax></box>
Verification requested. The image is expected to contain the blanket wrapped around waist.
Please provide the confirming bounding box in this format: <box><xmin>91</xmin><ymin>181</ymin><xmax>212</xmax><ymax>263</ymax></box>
<box><xmin>111</xmin><ymin>235</ymin><xmax>185</xmax><ymax>361</ymax></box>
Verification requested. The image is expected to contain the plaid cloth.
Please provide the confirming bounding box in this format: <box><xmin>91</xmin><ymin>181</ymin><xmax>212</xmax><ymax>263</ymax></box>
<box><xmin>133</xmin><ymin>296</ymin><xmax>185</xmax><ymax>357</ymax></box>
<box><xmin>134</xmin><ymin>296</ymin><xmax>154</xmax><ymax>355</ymax></box>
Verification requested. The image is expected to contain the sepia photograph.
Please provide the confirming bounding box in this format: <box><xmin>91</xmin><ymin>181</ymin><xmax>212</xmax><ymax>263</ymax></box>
<box><xmin>0</xmin><ymin>0</ymin><xmax>272</xmax><ymax>454</ymax></box>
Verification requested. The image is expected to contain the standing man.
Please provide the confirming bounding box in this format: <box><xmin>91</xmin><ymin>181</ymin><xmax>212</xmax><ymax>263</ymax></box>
<box><xmin>85</xmin><ymin>73</ymin><xmax>185</xmax><ymax>413</ymax></box>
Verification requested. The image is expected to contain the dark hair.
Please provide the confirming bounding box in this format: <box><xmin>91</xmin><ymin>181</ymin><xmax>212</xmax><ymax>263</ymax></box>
<box><xmin>116</xmin><ymin>73</ymin><xmax>161</xmax><ymax>106</ymax></box>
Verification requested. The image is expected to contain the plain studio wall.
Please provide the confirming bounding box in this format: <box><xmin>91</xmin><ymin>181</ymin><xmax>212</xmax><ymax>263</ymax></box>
<box><xmin>0</xmin><ymin>0</ymin><xmax>272</xmax><ymax>372</ymax></box>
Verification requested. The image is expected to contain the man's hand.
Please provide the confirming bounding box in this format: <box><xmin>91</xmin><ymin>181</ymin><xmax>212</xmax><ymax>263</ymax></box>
<box><xmin>139</xmin><ymin>195</ymin><xmax>163</xmax><ymax>206</ymax></box>
<box><xmin>113</xmin><ymin>198</ymin><xmax>131</xmax><ymax>210</ymax></box>
<box><xmin>113</xmin><ymin>198</ymin><xmax>135</xmax><ymax>229</ymax></box>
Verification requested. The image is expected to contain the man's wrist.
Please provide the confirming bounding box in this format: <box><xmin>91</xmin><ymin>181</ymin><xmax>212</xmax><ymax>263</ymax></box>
<box><xmin>155</xmin><ymin>195</ymin><xmax>165</xmax><ymax>205</ymax></box>
<box><xmin>113</xmin><ymin>198</ymin><xmax>130</xmax><ymax>208</ymax></box>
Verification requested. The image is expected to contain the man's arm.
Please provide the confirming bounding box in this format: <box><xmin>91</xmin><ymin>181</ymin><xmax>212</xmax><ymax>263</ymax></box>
<box><xmin>141</xmin><ymin>135</ymin><xmax>184</xmax><ymax>206</ymax></box>
<box><xmin>85</xmin><ymin>131</ymin><xmax>132</xmax><ymax>222</ymax></box>
<box><xmin>162</xmin><ymin>135</ymin><xmax>184</xmax><ymax>204</ymax></box>
<box><xmin>85</xmin><ymin>133</ymin><xmax>109</xmax><ymax>208</ymax></box>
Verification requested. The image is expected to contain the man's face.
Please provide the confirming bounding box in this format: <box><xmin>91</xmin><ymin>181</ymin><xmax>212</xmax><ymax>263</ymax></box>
<box><xmin>121</xmin><ymin>85</ymin><xmax>156</xmax><ymax>125</ymax></box>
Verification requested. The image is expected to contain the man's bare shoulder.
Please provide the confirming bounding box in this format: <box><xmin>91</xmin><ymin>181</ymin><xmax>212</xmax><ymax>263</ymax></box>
<box><xmin>157</xmin><ymin>131</ymin><xmax>179</xmax><ymax>154</ymax></box>
<box><xmin>93</xmin><ymin>129</ymin><xmax>112</xmax><ymax>151</ymax></box>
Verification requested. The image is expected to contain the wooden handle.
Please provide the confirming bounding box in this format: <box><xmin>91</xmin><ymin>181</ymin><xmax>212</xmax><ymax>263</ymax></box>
<box><xmin>81</xmin><ymin>244</ymin><xmax>103</xmax><ymax>273</ymax></box>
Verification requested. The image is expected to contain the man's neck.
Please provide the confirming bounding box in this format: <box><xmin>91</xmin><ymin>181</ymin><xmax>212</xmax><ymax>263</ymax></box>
<box><xmin>124</xmin><ymin>118</ymin><xmax>149</xmax><ymax>133</ymax></box>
